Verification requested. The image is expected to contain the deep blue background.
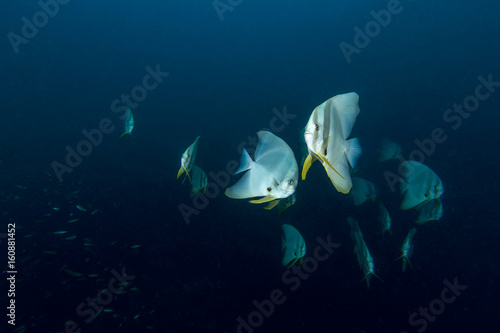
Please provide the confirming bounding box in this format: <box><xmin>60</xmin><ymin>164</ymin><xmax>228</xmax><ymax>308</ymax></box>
<box><xmin>1</xmin><ymin>1</ymin><xmax>499</xmax><ymax>332</ymax></box>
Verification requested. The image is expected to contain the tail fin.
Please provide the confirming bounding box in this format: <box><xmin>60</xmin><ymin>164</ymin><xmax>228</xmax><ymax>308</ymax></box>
<box><xmin>345</xmin><ymin>138</ymin><xmax>362</xmax><ymax>169</ymax></box>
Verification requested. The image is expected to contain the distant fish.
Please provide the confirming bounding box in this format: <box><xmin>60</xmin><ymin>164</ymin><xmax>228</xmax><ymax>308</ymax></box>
<box><xmin>281</xmin><ymin>224</ymin><xmax>306</xmax><ymax>268</ymax></box>
<box><xmin>64</xmin><ymin>268</ymin><xmax>83</xmax><ymax>277</ymax></box>
<box><xmin>378</xmin><ymin>202</ymin><xmax>392</xmax><ymax>237</ymax></box>
<box><xmin>120</xmin><ymin>107</ymin><xmax>135</xmax><ymax>137</ymax></box>
<box><xmin>302</xmin><ymin>92</ymin><xmax>362</xmax><ymax>194</ymax></box>
<box><xmin>395</xmin><ymin>228</ymin><xmax>417</xmax><ymax>272</ymax></box>
<box><xmin>416</xmin><ymin>198</ymin><xmax>443</xmax><ymax>224</ymax></box>
<box><xmin>347</xmin><ymin>217</ymin><xmax>383</xmax><ymax>288</ymax></box>
<box><xmin>378</xmin><ymin>139</ymin><xmax>402</xmax><ymax>162</ymax></box>
<box><xmin>53</xmin><ymin>231</ymin><xmax>68</xmax><ymax>235</ymax></box>
<box><xmin>76</xmin><ymin>205</ymin><xmax>87</xmax><ymax>212</ymax></box>
<box><xmin>189</xmin><ymin>165</ymin><xmax>208</xmax><ymax>198</ymax></box>
<box><xmin>130</xmin><ymin>244</ymin><xmax>142</xmax><ymax>249</ymax></box>
<box><xmin>225</xmin><ymin>131</ymin><xmax>298</xmax><ymax>209</ymax></box>
<box><xmin>350</xmin><ymin>177</ymin><xmax>377</xmax><ymax>206</ymax></box>
<box><xmin>67</xmin><ymin>219</ymin><xmax>79</xmax><ymax>223</ymax></box>
<box><xmin>177</xmin><ymin>136</ymin><xmax>200</xmax><ymax>182</ymax></box>
<box><xmin>399</xmin><ymin>161</ymin><xmax>444</xmax><ymax>210</ymax></box>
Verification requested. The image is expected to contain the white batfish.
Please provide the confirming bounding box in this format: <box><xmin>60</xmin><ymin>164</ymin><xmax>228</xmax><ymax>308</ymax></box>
<box><xmin>350</xmin><ymin>177</ymin><xmax>377</xmax><ymax>206</ymax></box>
<box><xmin>378</xmin><ymin>139</ymin><xmax>401</xmax><ymax>162</ymax></box>
<box><xmin>120</xmin><ymin>108</ymin><xmax>135</xmax><ymax>137</ymax></box>
<box><xmin>416</xmin><ymin>198</ymin><xmax>443</xmax><ymax>224</ymax></box>
<box><xmin>281</xmin><ymin>224</ymin><xmax>306</xmax><ymax>267</ymax></box>
<box><xmin>225</xmin><ymin>131</ymin><xmax>298</xmax><ymax>209</ymax></box>
<box><xmin>399</xmin><ymin>161</ymin><xmax>444</xmax><ymax>210</ymax></box>
<box><xmin>177</xmin><ymin>136</ymin><xmax>200</xmax><ymax>181</ymax></box>
<box><xmin>189</xmin><ymin>165</ymin><xmax>207</xmax><ymax>198</ymax></box>
<box><xmin>302</xmin><ymin>92</ymin><xmax>362</xmax><ymax>194</ymax></box>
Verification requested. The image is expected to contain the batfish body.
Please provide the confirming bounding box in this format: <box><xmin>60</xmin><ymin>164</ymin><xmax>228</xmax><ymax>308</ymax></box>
<box><xmin>302</xmin><ymin>92</ymin><xmax>362</xmax><ymax>194</ymax></box>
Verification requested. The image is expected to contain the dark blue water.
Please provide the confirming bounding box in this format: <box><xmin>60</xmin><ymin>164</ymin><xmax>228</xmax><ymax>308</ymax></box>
<box><xmin>1</xmin><ymin>1</ymin><xmax>499</xmax><ymax>332</ymax></box>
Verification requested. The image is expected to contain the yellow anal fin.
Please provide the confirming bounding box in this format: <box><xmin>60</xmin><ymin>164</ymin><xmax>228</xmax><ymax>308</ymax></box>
<box><xmin>264</xmin><ymin>199</ymin><xmax>280</xmax><ymax>210</ymax></box>
<box><xmin>249</xmin><ymin>194</ymin><xmax>276</xmax><ymax>204</ymax></box>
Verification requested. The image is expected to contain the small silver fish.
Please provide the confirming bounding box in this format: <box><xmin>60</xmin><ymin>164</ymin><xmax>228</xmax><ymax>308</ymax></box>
<box><xmin>120</xmin><ymin>107</ymin><xmax>135</xmax><ymax>137</ymax></box>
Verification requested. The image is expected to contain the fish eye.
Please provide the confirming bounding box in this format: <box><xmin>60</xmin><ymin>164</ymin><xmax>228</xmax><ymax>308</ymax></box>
<box><xmin>315</xmin><ymin>124</ymin><xmax>320</xmax><ymax>131</ymax></box>
<box><xmin>288</xmin><ymin>180</ymin><xmax>294</xmax><ymax>185</ymax></box>
<box><xmin>267</xmin><ymin>187</ymin><xmax>272</xmax><ymax>192</ymax></box>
